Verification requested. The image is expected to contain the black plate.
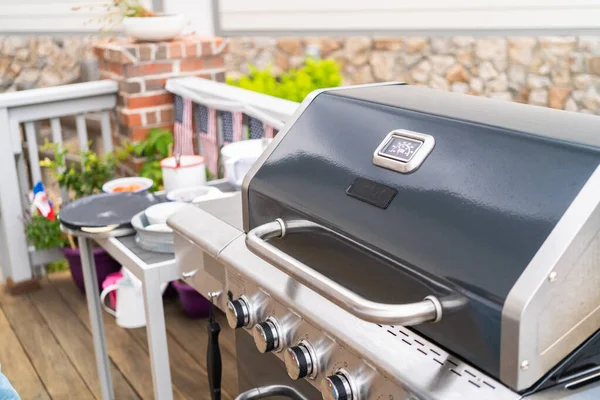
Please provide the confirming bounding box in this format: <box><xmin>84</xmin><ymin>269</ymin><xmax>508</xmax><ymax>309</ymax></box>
<box><xmin>59</xmin><ymin>192</ymin><xmax>160</xmax><ymax>230</ymax></box>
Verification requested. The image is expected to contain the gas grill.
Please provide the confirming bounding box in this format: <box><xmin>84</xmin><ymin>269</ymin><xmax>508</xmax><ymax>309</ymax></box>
<box><xmin>169</xmin><ymin>83</ymin><xmax>600</xmax><ymax>400</ymax></box>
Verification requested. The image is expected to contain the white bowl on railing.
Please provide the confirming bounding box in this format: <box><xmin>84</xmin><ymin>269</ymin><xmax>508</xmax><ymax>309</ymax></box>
<box><xmin>123</xmin><ymin>14</ymin><xmax>186</xmax><ymax>42</ymax></box>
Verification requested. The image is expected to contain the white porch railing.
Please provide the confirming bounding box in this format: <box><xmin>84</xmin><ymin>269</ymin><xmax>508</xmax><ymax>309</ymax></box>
<box><xmin>0</xmin><ymin>80</ymin><xmax>118</xmax><ymax>284</ymax></box>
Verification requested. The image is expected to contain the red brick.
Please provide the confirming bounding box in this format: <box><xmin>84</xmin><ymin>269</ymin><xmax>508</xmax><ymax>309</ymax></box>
<box><xmin>160</xmin><ymin>108</ymin><xmax>173</xmax><ymax>123</ymax></box>
<box><xmin>146</xmin><ymin>111</ymin><xmax>157</xmax><ymax>125</ymax></box>
<box><xmin>145</xmin><ymin>77</ymin><xmax>167</xmax><ymax>91</ymax></box>
<box><xmin>180</xmin><ymin>57</ymin><xmax>205</xmax><ymax>72</ymax></box>
<box><xmin>184</xmin><ymin>43</ymin><xmax>198</xmax><ymax>58</ymax></box>
<box><xmin>125</xmin><ymin>92</ymin><xmax>173</xmax><ymax>109</ymax></box>
<box><xmin>119</xmin><ymin>80</ymin><xmax>142</xmax><ymax>94</ymax></box>
<box><xmin>169</xmin><ymin>43</ymin><xmax>183</xmax><ymax>59</ymax></box>
<box><xmin>138</xmin><ymin>45</ymin><xmax>153</xmax><ymax>61</ymax></box>
<box><xmin>208</xmin><ymin>56</ymin><xmax>225</xmax><ymax>69</ymax></box>
<box><xmin>118</xmin><ymin>109</ymin><xmax>143</xmax><ymax>126</ymax></box>
<box><xmin>124</xmin><ymin>62</ymin><xmax>173</xmax><ymax>78</ymax></box>
<box><xmin>100</xmin><ymin>61</ymin><xmax>124</xmax><ymax>76</ymax></box>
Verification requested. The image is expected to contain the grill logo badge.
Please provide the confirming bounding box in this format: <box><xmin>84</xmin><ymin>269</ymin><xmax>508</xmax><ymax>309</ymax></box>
<box><xmin>373</xmin><ymin>129</ymin><xmax>435</xmax><ymax>174</ymax></box>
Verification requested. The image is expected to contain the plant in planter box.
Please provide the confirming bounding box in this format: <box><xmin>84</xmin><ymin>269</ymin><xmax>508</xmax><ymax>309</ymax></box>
<box><xmin>39</xmin><ymin>142</ymin><xmax>130</xmax><ymax>292</ymax></box>
<box><xmin>133</xmin><ymin>128</ymin><xmax>173</xmax><ymax>192</ymax></box>
<box><xmin>227</xmin><ymin>58</ymin><xmax>343</xmax><ymax>102</ymax></box>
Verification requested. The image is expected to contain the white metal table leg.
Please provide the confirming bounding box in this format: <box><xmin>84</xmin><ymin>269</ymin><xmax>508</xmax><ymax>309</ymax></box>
<box><xmin>142</xmin><ymin>268</ymin><xmax>173</xmax><ymax>400</ymax></box>
<box><xmin>78</xmin><ymin>237</ymin><xmax>114</xmax><ymax>400</ymax></box>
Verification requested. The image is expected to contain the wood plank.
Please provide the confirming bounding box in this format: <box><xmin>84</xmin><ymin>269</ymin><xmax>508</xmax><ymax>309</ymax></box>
<box><xmin>0</xmin><ymin>291</ymin><xmax>94</xmax><ymax>399</ymax></box>
<box><xmin>0</xmin><ymin>306</ymin><xmax>49</xmax><ymax>400</ymax></box>
<box><xmin>50</xmin><ymin>273</ymin><xmax>186</xmax><ymax>400</ymax></box>
<box><xmin>29</xmin><ymin>284</ymin><xmax>140</xmax><ymax>400</ymax></box>
<box><xmin>163</xmin><ymin>301</ymin><xmax>239</xmax><ymax>399</ymax></box>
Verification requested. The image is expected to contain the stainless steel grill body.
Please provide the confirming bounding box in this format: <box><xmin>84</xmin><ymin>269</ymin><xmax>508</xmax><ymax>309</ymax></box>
<box><xmin>169</xmin><ymin>83</ymin><xmax>600</xmax><ymax>399</ymax></box>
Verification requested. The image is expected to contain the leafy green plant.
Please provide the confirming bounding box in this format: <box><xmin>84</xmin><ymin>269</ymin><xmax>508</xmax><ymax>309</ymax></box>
<box><xmin>25</xmin><ymin>214</ymin><xmax>68</xmax><ymax>250</ymax></box>
<box><xmin>227</xmin><ymin>58</ymin><xmax>342</xmax><ymax>102</ymax></box>
<box><xmin>40</xmin><ymin>142</ymin><xmax>130</xmax><ymax>199</ymax></box>
<box><xmin>133</xmin><ymin>128</ymin><xmax>173</xmax><ymax>191</ymax></box>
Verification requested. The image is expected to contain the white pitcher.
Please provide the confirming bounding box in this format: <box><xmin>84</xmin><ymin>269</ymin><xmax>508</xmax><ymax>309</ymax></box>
<box><xmin>100</xmin><ymin>267</ymin><xmax>146</xmax><ymax>329</ymax></box>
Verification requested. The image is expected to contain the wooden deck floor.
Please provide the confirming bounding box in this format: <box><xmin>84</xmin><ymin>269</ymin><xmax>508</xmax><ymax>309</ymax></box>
<box><xmin>0</xmin><ymin>271</ymin><xmax>239</xmax><ymax>400</ymax></box>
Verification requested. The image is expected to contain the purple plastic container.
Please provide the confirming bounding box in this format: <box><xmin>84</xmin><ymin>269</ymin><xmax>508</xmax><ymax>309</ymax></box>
<box><xmin>172</xmin><ymin>280</ymin><xmax>211</xmax><ymax>319</ymax></box>
<box><xmin>63</xmin><ymin>247</ymin><xmax>121</xmax><ymax>293</ymax></box>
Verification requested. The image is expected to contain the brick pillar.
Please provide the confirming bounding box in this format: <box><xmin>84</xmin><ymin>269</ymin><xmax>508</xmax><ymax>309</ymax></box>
<box><xmin>94</xmin><ymin>35</ymin><xmax>228</xmax><ymax>171</ymax></box>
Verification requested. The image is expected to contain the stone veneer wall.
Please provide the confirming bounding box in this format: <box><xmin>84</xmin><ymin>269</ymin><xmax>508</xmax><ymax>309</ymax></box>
<box><xmin>0</xmin><ymin>36</ymin><xmax>95</xmax><ymax>92</ymax></box>
<box><xmin>226</xmin><ymin>36</ymin><xmax>600</xmax><ymax>114</ymax></box>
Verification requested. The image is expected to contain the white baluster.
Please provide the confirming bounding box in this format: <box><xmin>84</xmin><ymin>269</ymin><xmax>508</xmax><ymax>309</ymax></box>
<box><xmin>25</xmin><ymin>121</ymin><xmax>42</xmax><ymax>185</ymax></box>
<box><xmin>100</xmin><ymin>111</ymin><xmax>113</xmax><ymax>154</ymax></box>
<box><xmin>76</xmin><ymin>114</ymin><xmax>88</xmax><ymax>152</ymax></box>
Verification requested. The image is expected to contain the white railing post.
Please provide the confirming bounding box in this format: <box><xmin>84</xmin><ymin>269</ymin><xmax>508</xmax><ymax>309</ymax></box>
<box><xmin>0</xmin><ymin>108</ymin><xmax>32</xmax><ymax>283</ymax></box>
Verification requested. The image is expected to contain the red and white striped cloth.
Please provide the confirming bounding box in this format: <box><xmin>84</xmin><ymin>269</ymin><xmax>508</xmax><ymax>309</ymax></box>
<box><xmin>173</xmin><ymin>96</ymin><xmax>194</xmax><ymax>155</ymax></box>
<box><xmin>233</xmin><ymin>111</ymin><xmax>244</xmax><ymax>142</ymax></box>
<box><xmin>264</xmin><ymin>123</ymin><xmax>274</xmax><ymax>139</ymax></box>
<box><xmin>199</xmin><ymin>107</ymin><xmax>219</xmax><ymax>177</ymax></box>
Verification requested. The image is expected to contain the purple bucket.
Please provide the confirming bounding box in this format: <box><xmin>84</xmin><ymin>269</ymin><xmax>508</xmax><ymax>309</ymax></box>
<box><xmin>63</xmin><ymin>247</ymin><xmax>121</xmax><ymax>293</ymax></box>
<box><xmin>172</xmin><ymin>280</ymin><xmax>211</xmax><ymax>319</ymax></box>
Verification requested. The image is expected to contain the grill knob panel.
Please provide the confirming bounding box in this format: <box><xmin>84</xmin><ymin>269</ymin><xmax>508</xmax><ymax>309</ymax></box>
<box><xmin>284</xmin><ymin>342</ymin><xmax>316</xmax><ymax>380</ymax></box>
<box><xmin>252</xmin><ymin>318</ymin><xmax>281</xmax><ymax>353</ymax></box>
<box><xmin>320</xmin><ymin>372</ymin><xmax>354</xmax><ymax>400</ymax></box>
<box><xmin>226</xmin><ymin>297</ymin><xmax>250</xmax><ymax>329</ymax></box>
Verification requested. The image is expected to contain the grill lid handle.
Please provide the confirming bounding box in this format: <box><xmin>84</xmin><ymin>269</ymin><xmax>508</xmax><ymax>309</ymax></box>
<box><xmin>247</xmin><ymin>219</ymin><xmax>464</xmax><ymax>326</ymax></box>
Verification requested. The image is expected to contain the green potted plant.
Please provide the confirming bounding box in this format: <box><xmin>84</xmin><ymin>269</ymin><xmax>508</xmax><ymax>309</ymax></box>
<box><xmin>39</xmin><ymin>143</ymin><xmax>130</xmax><ymax>292</ymax></box>
<box><xmin>133</xmin><ymin>127</ymin><xmax>173</xmax><ymax>191</ymax></box>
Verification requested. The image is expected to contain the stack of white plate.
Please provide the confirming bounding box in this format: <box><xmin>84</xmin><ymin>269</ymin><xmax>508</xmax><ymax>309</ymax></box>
<box><xmin>132</xmin><ymin>202</ymin><xmax>186</xmax><ymax>253</ymax></box>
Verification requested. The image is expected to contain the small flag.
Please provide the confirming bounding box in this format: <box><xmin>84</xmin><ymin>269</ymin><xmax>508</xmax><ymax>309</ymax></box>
<box><xmin>222</xmin><ymin>111</ymin><xmax>244</xmax><ymax>144</ymax></box>
<box><xmin>248</xmin><ymin>117</ymin><xmax>264</xmax><ymax>139</ymax></box>
<box><xmin>32</xmin><ymin>182</ymin><xmax>55</xmax><ymax>220</ymax></box>
<box><xmin>249</xmin><ymin>117</ymin><xmax>276</xmax><ymax>139</ymax></box>
<box><xmin>196</xmin><ymin>104</ymin><xmax>219</xmax><ymax>177</ymax></box>
<box><xmin>264</xmin><ymin>123</ymin><xmax>275</xmax><ymax>139</ymax></box>
<box><xmin>173</xmin><ymin>95</ymin><xmax>194</xmax><ymax>155</ymax></box>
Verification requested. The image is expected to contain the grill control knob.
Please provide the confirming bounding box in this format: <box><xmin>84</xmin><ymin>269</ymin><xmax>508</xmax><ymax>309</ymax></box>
<box><xmin>284</xmin><ymin>341</ymin><xmax>316</xmax><ymax>380</ymax></box>
<box><xmin>226</xmin><ymin>297</ymin><xmax>250</xmax><ymax>329</ymax></box>
<box><xmin>252</xmin><ymin>317</ymin><xmax>281</xmax><ymax>353</ymax></box>
<box><xmin>320</xmin><ymin>372</ymin><xmax>355</xmax><ymax>400</ymax></box>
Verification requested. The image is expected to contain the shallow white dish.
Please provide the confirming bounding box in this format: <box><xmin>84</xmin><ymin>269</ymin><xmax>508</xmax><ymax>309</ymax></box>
<box><xmin>166</xmin><ymin>186</ymin><xmax>222</xmax><ymax>203</ymax></box>
<box><xmin>102</xmin><ymin>177</ymin><xmax>153</xmax><ymax>193</ymax></box>
<box><xmin>123</xmin><ymin>14</ymin><xmax>186</xmax><ymax>42</ymax></box>
<box><xmin>145</xmin><ymin>223</ymin><xmax>172</xmax><ymax>233</ymax></box>
<box><xmin>144</xmin><ymin>202</ymin><xmax>186</xmax><ymax>225</ymax></box>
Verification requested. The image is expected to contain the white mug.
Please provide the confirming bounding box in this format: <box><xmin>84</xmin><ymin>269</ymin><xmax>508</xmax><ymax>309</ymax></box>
<box><xmin>100</xmin><ymin>268</ymin><xmax>146</xmax><ymax>329</ymax></box>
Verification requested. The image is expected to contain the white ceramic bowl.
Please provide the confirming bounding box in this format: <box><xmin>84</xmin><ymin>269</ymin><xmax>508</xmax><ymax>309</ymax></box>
<box><xmin>102</xmin><ymin>177</ymin><xmax>153</xmax><ymax>193</ymax></box>
<box><xmin>145</xmin><ymin>202</ymin><xmax>186</xmax><ymax>225</ymax></box>
<box><xmin>166</xmin><ymin>186</ymin><xmax>222</xmax><ymax>203</ymax></box>
<box><xmin>123</xmin><ymin>14</ymin><xmax>186</xmax><ymax>42</ymax></box>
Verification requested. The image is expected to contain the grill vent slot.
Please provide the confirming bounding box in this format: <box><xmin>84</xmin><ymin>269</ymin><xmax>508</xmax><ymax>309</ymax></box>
<box><xmin>381</xmin><ymin>325</ymin><xmax>497</xmax><ymax>391</ymax></box>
